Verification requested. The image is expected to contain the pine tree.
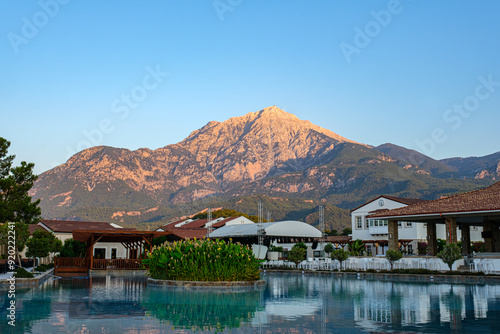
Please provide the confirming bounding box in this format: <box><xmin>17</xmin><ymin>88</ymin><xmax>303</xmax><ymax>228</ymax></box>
<box><xmin>0</xmin><ymin>137</ymin><xmax>41</xmax><ymax>225</ymax></box>
<box><xmin>0</xmin><ymin>137</ymin><xmax>41</xmax><ymax>267</ymax></box>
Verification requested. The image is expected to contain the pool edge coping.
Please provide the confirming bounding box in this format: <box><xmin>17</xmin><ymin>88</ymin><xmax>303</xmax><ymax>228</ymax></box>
<box><xmin>147</xmin><ymin>277</ymin><xmax>266</xmax><ymax>289</ymax></box>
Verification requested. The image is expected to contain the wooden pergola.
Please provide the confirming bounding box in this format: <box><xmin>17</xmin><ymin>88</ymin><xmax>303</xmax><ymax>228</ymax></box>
<box><xmin>55</xmin><ymin>230</ymin><xmax>171</xmax><ymax>273</ymax></box>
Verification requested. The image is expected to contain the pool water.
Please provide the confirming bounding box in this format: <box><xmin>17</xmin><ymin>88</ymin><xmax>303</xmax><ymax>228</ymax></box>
<box><xmin>2</xmin><ymin>272</ymin><xmax>500</xmax><ymax>333</ymax></box>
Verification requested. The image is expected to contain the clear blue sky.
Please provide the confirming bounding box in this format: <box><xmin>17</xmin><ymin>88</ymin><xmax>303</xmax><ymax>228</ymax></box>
<box><xmin>2</xmin><ymin>0</ymin><xmax>500</xmax><ymax>174</ymax></box>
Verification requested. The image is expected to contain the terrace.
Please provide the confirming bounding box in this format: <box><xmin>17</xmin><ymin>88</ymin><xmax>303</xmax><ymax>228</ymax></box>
<box><xmin>54</xmin><ymin>230</ymin><xmax>171</xmax><ymax>273</ymax></box>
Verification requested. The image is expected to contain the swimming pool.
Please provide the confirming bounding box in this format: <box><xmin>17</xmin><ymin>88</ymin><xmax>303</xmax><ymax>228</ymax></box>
<box><xmin>2</xmin><ymin>272</ymin><xmax>500</xmax><ymax>333</ymax></box>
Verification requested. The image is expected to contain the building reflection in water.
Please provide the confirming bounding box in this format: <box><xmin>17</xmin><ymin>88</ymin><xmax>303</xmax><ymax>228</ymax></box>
<box><xmin>330</xmin><ymin>277</ymin><xmax>500</xmax><ymax>333</ymax></box>
<box><xmin>2</xmin><ymin>273</ymin><xmax>500</xmax><ymax>333</ymax></box>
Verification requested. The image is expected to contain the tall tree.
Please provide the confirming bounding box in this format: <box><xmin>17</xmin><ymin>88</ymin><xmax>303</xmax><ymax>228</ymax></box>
<box><xmin>0</xmin><ymin>137</ymin><xmax>41</xmax><ymax>267</ymax></box>
<box><xmin>0</xmin><ymin>137</ymin><xmax>41</xmax><ymax>224</ymax></box>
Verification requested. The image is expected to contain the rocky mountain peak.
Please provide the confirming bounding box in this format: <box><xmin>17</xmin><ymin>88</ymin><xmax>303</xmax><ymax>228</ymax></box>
<box><xmin>33</xmin><ymin>106</ymin><xmax>365</xmax><ymax>206</ymax></box>
<box><xmin>254</xmin><ymin>106</ymin><xmax>299</xmax><ymax>120</ymax></box>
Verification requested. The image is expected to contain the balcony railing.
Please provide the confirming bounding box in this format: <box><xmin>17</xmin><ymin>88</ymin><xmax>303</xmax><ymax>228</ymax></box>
<box><xmin>54</xmin><ymin>257</ymin><xmax>87</xmax><ymax>273</ymax></box>
<box><xmin>91</xmin><ymin>259</ymin><xmax>143</xmax><ymax>270</ymax></box>
<box><xmin>54</xmin><ymin>257</ymin><xmax>145</xmax><ymax>272</ymax></box>
<box><xmin>368</xmin><ymin>225</ymin><xmax>388</xmax><ymax>235</ymax></box>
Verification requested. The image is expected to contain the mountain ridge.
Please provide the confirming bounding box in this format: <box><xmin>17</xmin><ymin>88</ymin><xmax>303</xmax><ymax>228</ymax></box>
<box><xmin>30</xmin><ymin>106</ymin><xmax>498</xmax><ymax>229</ymax></box>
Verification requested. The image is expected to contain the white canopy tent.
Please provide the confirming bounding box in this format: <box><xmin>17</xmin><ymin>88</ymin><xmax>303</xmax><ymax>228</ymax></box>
<box><xmin>208</xmin><ymin>220</ymin><xmax>322</xmax><ymax>239</ymax></box>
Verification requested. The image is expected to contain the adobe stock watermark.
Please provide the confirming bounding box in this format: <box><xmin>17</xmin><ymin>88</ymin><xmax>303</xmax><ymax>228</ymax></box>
<box><xmin>7</xmin><ymin>0</ymin><xmax>70</xmax><ymax>54</ymax></box>
<box><xmin>339</xmin><ymin>0</ymin><xmax>411</xmax><ymax>64</ymax></box>
<box><xmin>6</xmin><ymin>222</ymin><xmax>17</xmax><ymax>327</ymax></box>
<box><xmin>55</xmin><ymin>65</ymin><xmax>168</xmax><ymax>166</ymax></box>
<box><xmin>213</xmin><ymin>0</ymin><xmax>242</xmax><ymax>21</ymax></box>
<box><xmin>415</xmin><ymin>74</ymin><xmax>499</xmax><ymax>156</ymax></box>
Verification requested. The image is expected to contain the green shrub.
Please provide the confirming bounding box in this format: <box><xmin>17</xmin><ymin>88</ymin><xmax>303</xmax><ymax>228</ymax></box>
<box><xmin>437</xmin><ymin>243</ymin><xmax>462</xmax><ymax>271</ymax></box>
<box><xmin>385</xmin><ymin>250</ymin><xmax>403</xmax><ymax>270</ymax></box>
<box><xmin>437</xmin><ymin>239</ymin><xmax>446</xmax><ymax>253</ymax></box>
<box><xmin>14</xmin><ymin>267</ymin><xmax>34</xmax><ymax>278</ymax></box>
<box><xmin>59</xmin><ymin>238</ymin><xmax>86</xmax><ymax>257</ymax></box>
<box><xmin>331</xmin><ymin>249</ymin><xmax>349</xmax><ymax>270</ymax></box>
<box><xmin>348</xmin><ymin>239</ymin><xmax>366</xmax><ymax>256</ymax></box>
<box><xmin>390</xmin><ymin>269</ymin><xmax>438</xmax><ymax>275</ymax></box>
<box><xmin>294</xmin><ymin>242</ymin><xmax>307</xmax><ymax>250</ymax></box>
<box><xmin>417</xmin><ymin>242</ymin><xmax>428</xmax><ymax>255</ymax></box>
<box><xmin>472</xmin><ymin>242</ymin><xmax>485</xmax><ymax>253</ymax></box>
<box><xmin>35</xmin><ymin>264</ymin><xmax>49</xmax><ymax>272</ymax></box>
<box><xmin>269</xmin><ymin>245</ymin><xmax>284</xmax><ymax>252</ymax></box>
<box><xmin>324</xmin><ymin>243</ymin><xmax>334</xmax><ymax>255</ymax></box>
<box><xmin>142</xmin><ymin>238</ymin><xmax>260</xmax><ymax>281</ymax></box>
<box><xmin>287</xmin><ymin>246</ymin><xmax>306</xmax><ymax>266</ymax></box>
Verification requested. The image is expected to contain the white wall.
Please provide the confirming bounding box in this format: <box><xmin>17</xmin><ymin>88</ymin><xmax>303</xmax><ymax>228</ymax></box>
<box><xmin>225</xmin><ymin>216</ymin><xmax>255</xmax><ymax>226</ymax></box>
<box><xmin>351</xmin><ymin>197</ymin><xmax>409</xmax><ymax>242</ymax></box>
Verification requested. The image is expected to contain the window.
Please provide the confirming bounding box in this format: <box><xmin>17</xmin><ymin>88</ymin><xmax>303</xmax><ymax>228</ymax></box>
<box><xmin>356</xmin><ymin>216</ymin><xmax>362</xmax><ymax>229</ymax></box>
<box><xmin>405</xmin><ymin>222</ymin><xmax>412</xmax><ymax>228</ymax></box>
<box><xmin>369</xmin><ymin>219</ymin><xmax>374</xmax><ymax>227</ymax></box>
<box><xmin>472</xmin><ymin>226</ymin><xmax>478</xmax><ymax>231</ymax></box>
<box><xmin>366</xmin><ymin>245</ymin><xmax>372</xmax><ymax>255</ymax></box>
<box><xmin>407</xmin><ymin>244</ymin><xmax>413</xmax><ymax>255</ymax></box>
<box><xmin>94</xmin><ymin>248</ymin><xmax>106</xmax><ymax>259</ymax></box>
<box><xmin>398</xmin><ymin>222</ymin><xmax>402</xmax><ymax>227</ymax></box>
<box><xmin>111</xmin><ymin>248</ymin><xmax>117</xmax><ymax>259</ymax></box>
<box><xmin>365</xmin><ymin>218</ymin><xmax>369</xmax><ymax>229</ymax></box>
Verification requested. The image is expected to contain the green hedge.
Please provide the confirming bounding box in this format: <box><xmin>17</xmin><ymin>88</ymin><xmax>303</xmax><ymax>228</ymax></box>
<box><xmin>14</xmin><ymin>267</ymin><xmax>34</xmax><ymax>278</ymax></box>
<box><xmin>143</xmin><ymin>238</ymin><xmax>261</xmax><ymax>281</ymax></box>
<box><xmin>35</xmin><ymin>264</ymin><xmax>49</xmax><ymax>272</ymax></box>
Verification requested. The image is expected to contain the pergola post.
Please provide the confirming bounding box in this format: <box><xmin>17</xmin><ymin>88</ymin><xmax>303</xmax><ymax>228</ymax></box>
<box><xmin>89</xmin><ymin>235</ymin><xmax>95</xmax><ymax>270</ymax></box>
<box><xmin>446</xmin><ymin>217</ymin><xmax>458</xmax><ymax>244</ymax></box>
<box><xmin>460</xmin><ymin>224</ymin><xmax>471</xmax><ymax>257</ymax></box>
<box><xmin>388</xmin><ymin>220</ymin><xmax>399</xmax><ymax>251</ymax></box>
<box><xmin>484</xmin><ymin>221</ymin><xmax>494</xmax><ymax>252</ymax></box>
<box><xmin>427</xmin><ymin>222</ymin><xmax>437</xmax><ymax>256</ymax></box>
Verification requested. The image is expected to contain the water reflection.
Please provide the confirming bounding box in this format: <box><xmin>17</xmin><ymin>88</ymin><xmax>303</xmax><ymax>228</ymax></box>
<box><xmin>326</xmin><ymin>276</ymin><xmax>500</xmax><ymax>333</ymax></box>
<box><xmin>143</xmin><ymin>287</ymin><xmax>262</xmax><ymax>331</ymax></box>
<box><xmin>1</xmin><ymin>273</ymin><xmax>500</xmax><ymax>333</ymax></box>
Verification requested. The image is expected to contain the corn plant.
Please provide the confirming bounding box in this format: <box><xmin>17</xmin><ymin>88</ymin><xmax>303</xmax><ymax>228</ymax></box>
<box><xmin>142</xmin><ymin>238</ymin><xmax>261</xmax><ymax>281</ymax></box>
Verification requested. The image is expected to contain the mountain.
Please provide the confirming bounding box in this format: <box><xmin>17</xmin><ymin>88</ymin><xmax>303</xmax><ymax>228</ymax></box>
<box><xmin>375</xmin><ymin>143</ymin><xmax>500</xmax><ymax>180</ymax></box>
<box><xmin>442</xmin><ymin>152</ymin><xmax>500</xmax><ymax>180</ymax></box>
<box><xmin>374</xmin><ymin>143</ymin><xmax>457</xmax><ymax>177</ymax></box>
<box><xmin>30</xmin><ymin>106</ymin><xmax>496</xmax><ymax>229</ymax></box>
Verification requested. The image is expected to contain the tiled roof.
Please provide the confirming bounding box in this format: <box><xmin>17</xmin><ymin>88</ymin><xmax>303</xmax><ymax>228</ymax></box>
<box><xmin>157</xmin><ymin>217</ymin><xmax>245</xmax><ymax>239</ymax></box>
<box><xmin>39</xmin><ymin>219</ymin><xmax>134</xmax><ymax>233</ymax></box>
<box><xmin>369</xmin><ymin>182</ymin><xmax>500</xmax><ymax>219</ymax></box>
<box><xmin>350</xmin><ymin>195</ymin><xmax>426</xmax><ymax>212</ymax></box>
<box><xmin>29</xmin><ymin>224</ymin><xmax>44</xmax><ymax>235</ymax></box>
<box><xmin>160</xmin><ymin>217</ymin><xmax>243</xmax><ymax>231</ymax></box>
<box><xmin>212</xmin><ymin>217</ymin><xmax>238</xmax><ymax>228</ymax></box>
<box><xmin>169</xmin><ymin>229</ymin><xmax>208</xmax><ymax>240</ymax></box>
<box><xmin>382</xmin><ymin>196</ymin><xmax>427</xmax><ymax>206</ymax></box>
<box><xmin>178</xmin><ymin>219</ymin><xmax>208</xmax><ymax>229</ymax></box>
<box><xmin>324</xmin><ymin>236</ymin><xmax>352</xmax><ymax>243</ymax></box>
<box><xmin>160</xmin><ymin>219</ymin><xmax>208</xmax><ymax>230</ymax></box>
<box><xmin>155</xmin><ymin>218</ymin><xmax>185</xmax><ymax>231</ymax></box>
